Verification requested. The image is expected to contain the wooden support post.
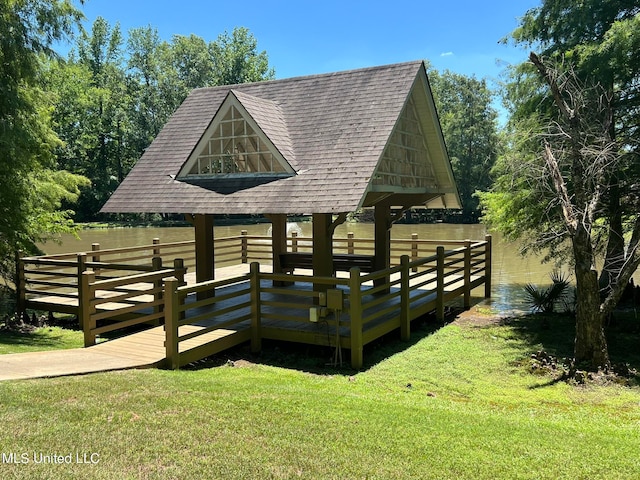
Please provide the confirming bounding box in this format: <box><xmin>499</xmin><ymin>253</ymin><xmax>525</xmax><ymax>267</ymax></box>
<box><xmin>15</xmin><ymin>250</ymin><xmax>26</xmax><ymax>317</ymax></box>
<box><xmin>76</xmin><ymin>253</ymin><xmax>86</xmax><ymax>328</ymax></box>
<box><xmin>464</xmin><ymin>240</ymin><xmax>472</xmax><ymax>309</ymax></box>
<box><xmin>436</xmin><ymin>246</ymin><xmax>445</xmax><ymax>322</ymax></box>
<box><xmin>152</xmin><ymin>256</ymin><xmax>163</xmax><ymax>321</ymax></box>
<box><xmin>347</xmin><ymin>232</ymin><xmax>355</xmax><ymax>255</ymax></box>
<box><xmin>240</xmin><ymin>230</ymin><xmax>248</xmax><ymax>263</ymax></box>
<box><xmin>79</xmin><ymin>270</ymin><xmax>96</xmax><ymax>347</ymax></box>
<box><xmin>312</xmin><ymin>213</ymin><xmax>333</xmax><ymax>293</ymax></box>
<box><xmin>250</xmin><ymin>262</ymin><xmax>262</xmax><ymax>353</ymax></box>
<box><xmin>153</xmin><ymin>238</ymin><xmax>161</xmax><ymax>256</ymax></box>
<box><xmin>484</xmin><ymin>234</ymin><xmax>492</xmax><ymax>298</ymax></box>
<box><xmin>291</xmin><ymin>231</ymin><xmax>298</xmax><ymax>253</ymax></box>
<box><xmin>173</xmin><ymin>258</ymin><xmax>185</xmax><ymax>285</ymax></box>
<box><xmin>173</xmin><ymin>258</ymin><xmax>186</xmax><ymax>321</ymax></box>
<box><xmin>400</xmin><ymin>255</ymin><xmax>410</xmax><ymax>340</ymax></box>
<box><xmin>349</xmin><ymin>267</ymin><xmax>363</xmax><ymax>369</ymax></box>
<box><xmin>269</xmin><ymin>214</ymin><xmax>287</xmax><ymax>273</ymax></box>
<box><xmin>91</xmin><ymin>243</ymin><xmax>101</xmax><ymax>276</ymax></box>
<box><xmin>194</xmin><ymin>214</ymin><xmax>215</xmax><ymax>299</ymax></box>
<box><xmin>374</xmin><ymin>204</ymin><xmax>391</xmax><ymax>291</ymax></box>
<box><xmin>164</xmin><ymin>277</ymin><xmax>180</xmax><ymax>370</ymax></box>
<box><xmin>411</xmin><ymin>233</ymin><xmax>419</xmax><ymax>273</ymax></box>
<box><xmin>77</xmin><ymin>252</ymin><xmax>86</xmax><ymax>285</ymax></box>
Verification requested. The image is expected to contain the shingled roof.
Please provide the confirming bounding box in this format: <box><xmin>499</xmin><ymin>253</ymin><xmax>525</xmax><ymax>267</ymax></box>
<box><xmin>101</xmin><ymin>60</ymin><xmax>460</xmax><ymax>215</ymax></box>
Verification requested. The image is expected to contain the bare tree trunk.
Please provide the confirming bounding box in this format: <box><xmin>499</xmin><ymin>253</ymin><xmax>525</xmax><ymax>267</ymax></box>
<box><xmin>573</xmin><ymin>226</ymin><xmax>610</xmax><ymax>369</ymax></box>
<box><xmin>600</xmin><ymin>180</ymin><xmax>625</xmax><ymax>295</ymax></box>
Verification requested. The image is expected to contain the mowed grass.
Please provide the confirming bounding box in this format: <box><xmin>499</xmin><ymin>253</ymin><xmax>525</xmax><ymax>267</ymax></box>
<box><xmin>1</xmin><ymin>314</ymin><xmax>639</xmax><ymax>479</ymax></box>
<box><xmin>0</xmin><ymin>326</ymin><xmax>84</xmax><ymax>354</ymax></box>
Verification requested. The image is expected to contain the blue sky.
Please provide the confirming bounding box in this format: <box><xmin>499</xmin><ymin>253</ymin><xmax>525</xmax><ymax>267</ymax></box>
<box><xmin>69</xmin><ymin>0</ymin><xmax>540</xmax><ymax>87</ymax></box>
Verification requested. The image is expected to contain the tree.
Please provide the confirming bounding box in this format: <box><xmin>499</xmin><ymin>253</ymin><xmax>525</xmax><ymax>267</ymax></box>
<box><xmin>0</xmin><ymin>0</ymin><xmax>89</xmax><ymax>281</ymax></box>
<box><xmin>512</xmin><ymin>1</ymin><xmax>640</xmax><ymax>292</ymax></box>
<box><xmin>46</xmin><ymin>23</ymin><xmax>276</xmax><ymax>221</ymax></box>
<box><xmin>481</xmin><ymin>1</ymin><xmax>640</xmax><ymax>369</ymax></box>
<box><xmin>71</xmin><ymin>16</ymin><xmax>128</xmax><ymax>219</ymax></box>
<box><xmin>210</xmin><ymin>27</ymin><xmax>275</xmax><ymax>85</ymax></box>
<box><xmin>429</xmin><ymin>69</ymin><xmax>499</xmax><ymax>222</ymax></box>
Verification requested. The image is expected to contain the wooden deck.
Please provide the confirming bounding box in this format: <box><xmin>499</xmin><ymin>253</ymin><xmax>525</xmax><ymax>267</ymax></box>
<box><xmin>13</xmin><ymin>236</ymin><xmax>491</xmax><ymax>372</ymax></box>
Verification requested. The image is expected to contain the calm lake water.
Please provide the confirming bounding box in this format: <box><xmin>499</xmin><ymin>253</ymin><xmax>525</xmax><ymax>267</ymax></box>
<box><xmin>38</xmin><ymin>222</ymin><xmax>578</xmax><ymax>314</ymax></box>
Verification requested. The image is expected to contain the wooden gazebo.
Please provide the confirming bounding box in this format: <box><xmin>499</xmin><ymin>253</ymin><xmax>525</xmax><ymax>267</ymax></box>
<box><xmin>101</xmin><ymin>61</ymin><xmax>460</xmax><ymax>286</ymax></box>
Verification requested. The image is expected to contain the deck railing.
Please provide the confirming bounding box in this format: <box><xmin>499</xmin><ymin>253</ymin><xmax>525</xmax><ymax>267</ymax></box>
<box><xmin>18</xmin><ymin>232</ymin><xmax>490</xmax><ymax>314</ymax></box>
<box><xmin>17</xmin><ymin>232</ymin><xmax>491</xmax><ymax>369</ymax></box>
<box><xmin>161</xmin><ymin>235</ymin><xmax>491</xmax><ymax>369</ymax></box>
<box><xmin>80</xmin><ymin>259</ymin><xmax>186</xmax><ymax>347</ymax></box>
<box><xmin>163</xmin><ymin>268</ymin><xmax>255</xmax><ymax>369</ymax></box>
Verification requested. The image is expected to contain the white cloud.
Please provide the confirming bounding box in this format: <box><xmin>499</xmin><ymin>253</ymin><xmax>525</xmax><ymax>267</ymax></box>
<box><xmin>440</xmin><ymin>52</ymin><xmax>454</xmax><ymax>57</ymax></box>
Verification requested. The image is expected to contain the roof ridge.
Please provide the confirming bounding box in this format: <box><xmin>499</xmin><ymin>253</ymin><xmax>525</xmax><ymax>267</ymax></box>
<box><xmin>191</xmin><ymin>60</ymin><xmax>425</xmax><ymax>93</ymax></box>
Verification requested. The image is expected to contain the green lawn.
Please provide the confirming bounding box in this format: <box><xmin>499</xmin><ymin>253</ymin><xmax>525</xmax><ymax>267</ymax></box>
<box><xmin>0</xmin><ymin>314</ymin><xmax>639</xmax><ymax>479</ymax></box>
<box><xmin>0</xmin><ymin>326</ymin><xmax>84</xmax><ymax>354</ymax></box>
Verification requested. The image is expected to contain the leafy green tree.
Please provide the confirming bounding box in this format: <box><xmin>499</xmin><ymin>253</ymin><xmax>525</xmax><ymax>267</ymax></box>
<box><xmin>47</xmin><ymin>23</ymin><xmax>276</xmax><ymax>222</ymax></box>
<box><xmin>169</xmin><ymin>33</ymin><xmax>216</xmax><ymax>95</ymax></box>
<box><xmin>72</xmin><ymin>17</ymin><xmax>129</xmax><ymax>219</ymax></box>
<box><xmin>481</xmin><ymin>1</ymin><xmax>640</xmax><ymax>369</ymax></box>
<box><xmin>0</xmin><ymin>0</ymin><xmax>89</xmax><ymax>281</ymax></box>
<box><xmin>429</xmin><ymin>69</ymin><xmax>499</xmax><ymax>222</ymax></box>
<box><xmin>211</xmin><ymin>27</ymin><xmax>275</xmax><ymax>85</ymax></box>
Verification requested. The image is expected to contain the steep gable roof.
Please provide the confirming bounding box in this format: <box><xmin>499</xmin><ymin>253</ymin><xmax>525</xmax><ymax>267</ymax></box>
<box><xmin>101</xmin><ymin>60</ymin><xmax>460</xmax><ymax>215</ymax></box>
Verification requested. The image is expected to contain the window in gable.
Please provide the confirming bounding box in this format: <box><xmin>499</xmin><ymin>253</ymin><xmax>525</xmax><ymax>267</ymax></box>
<box><xmin>183</xmin><ymin>103</ymin><xmax>291</xmax><ymax>178</ymax></box>
<box><xmin>373</xmin><ymin>96</ymin><xmax>438</xmax><ymax>189</ymax></box>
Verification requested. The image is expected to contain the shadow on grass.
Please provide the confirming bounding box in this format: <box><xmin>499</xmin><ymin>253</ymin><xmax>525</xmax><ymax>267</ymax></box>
<box><xmin>0</xmin><ymin>327</ymin><xmax>70</xmax><ymax>351</ymax></box>
<box><xmin>499</xmin><ymin>309</ymin><xmax>640</xmax><ymax>386</ymax></box>
<box><xmin>183</xmin><ymin>310</ymin><xmax>454</xmax><ymax>376</ymax></box>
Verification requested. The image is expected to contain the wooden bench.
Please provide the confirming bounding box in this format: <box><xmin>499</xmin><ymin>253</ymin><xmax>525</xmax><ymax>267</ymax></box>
<box><xmin>278</xmin><ymin>252</ymin><xmax>376</xmax><ymax>273</ymax></box>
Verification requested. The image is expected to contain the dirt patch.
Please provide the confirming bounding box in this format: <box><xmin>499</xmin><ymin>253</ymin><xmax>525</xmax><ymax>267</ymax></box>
<box><xmin>451</xmin><ymin>306</ymin><xmax>509</xmax><ymax>328</ymax></box>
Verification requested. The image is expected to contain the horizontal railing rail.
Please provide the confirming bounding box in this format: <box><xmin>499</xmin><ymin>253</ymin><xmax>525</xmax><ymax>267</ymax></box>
<box><xmin>81</xmin><ymin>262</ymin><xmax>186</xmax><ymax>347</ymax></box>
<box><xmin>164</xmin><ymin>266</ymin><xmax>258</xmax><ymax>369</ymax></box>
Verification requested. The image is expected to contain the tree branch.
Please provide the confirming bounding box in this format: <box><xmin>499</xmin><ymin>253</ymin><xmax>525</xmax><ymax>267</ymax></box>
<box><xmin>542</xmin><ymin>140</ymin><xmax>577</xmax><ymax>234</ymax></box>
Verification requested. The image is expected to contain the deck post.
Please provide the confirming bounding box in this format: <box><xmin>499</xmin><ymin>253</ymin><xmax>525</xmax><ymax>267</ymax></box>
<box><xmin>80</xmin><ymin>270</ymin><xmax>96</xmax><ymax>347</ymax></box>
<box><xmin>411</xmin><ymin>233</ymin><xmax>419</xmax><ymax>272</ymax></box>
<box><xmin>15</xmin><ymin>250</ymin><xmax>26</xmax><ymax>317</ymax></box>
<box><xmin>484</xmin><ymin>234</ymin><xmax>492</xmax><ymax>298</ymax></box>
<box><xmin>347</xmin><ymin>232</ymin><xmax>355</xmax><ymax>255</ymax></box>
<box><xmin>194</xmin><ymin>214</ymin><xmax>215</xmax><ymax>299</ymax></box>
<box><xmin>436</xmin><ymin>246</ymin><xmax>445</xmax><ymax>322</ymax></box>
<box><xmin>153</xmin><ymin>238</ymin><xmax>161</xmax><ymax>256</ymax></box>
<box><xmin>268</xmin><ymin>214</ymin><xmax>288</xmax><ymax>285</ymax></box>
<box><xmin>312</xmin><ymin>213</ymin><xmax>333</xmax><ymax>293</ymax></box>
<box><xmin>77</xmin><ymin>253</ymin><xmax>86</xmax><ymax>326</ymax></box>
<box><xmin>164</xmin><ymin>277</ymin><xmax>180</xmax><ymax>369</ymax></box>
<box><xmin>152</xmin><ymin>256</ymin><xmax>163</xmax><ymax>321</ymax></box>
<box><xmin>91</xmin><ymin>243</ymin><xmax>101</xmax><ymax>277</ymax></box>
<box><xmin>77</xmin><ymin>252</ymin><xmax>86</xmax><ymax>286</ymax></box>
<box><xmin>349</xmin><ymin>267</ymin><xmax>363</xmax><ymax>369</ymax></box>
<box><xmin>374</xmin><ymin>204</ymin><xmax>391</xmax><ymax>292</ymax></box>
<box><xmin>250</xmin><ymin>262</ymin><xmax>262</xmax><ymax>353</ymax></box>
<box><xmin>173</xmin><ymin>258</ymin><xmax>185</xmax><ymax>285</ymax></box>
<box><xmin>291</xmin><ymin>231</ymin><xmax>298</xmax><ymax>253</ymax></box>
<box><xmin>240</xmin><ymin>230</ymin><xmax>248</xmax><ymax>263</ymax></box>
<box><xmin>400</xmin><ymin>255</ymin><xmax>411</xmax><ymax>341</ymax></box>
<box><xmin>464</xmin><ymin>240</ymin><xmax>472</xmax><ymax>309</ymax></box>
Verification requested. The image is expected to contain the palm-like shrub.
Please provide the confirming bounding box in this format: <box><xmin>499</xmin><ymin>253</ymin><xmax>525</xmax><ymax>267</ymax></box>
<box><xmin>524</xmin><ymin>271</ymin><xmax>571</xmax><ymax>313</ymax></box>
